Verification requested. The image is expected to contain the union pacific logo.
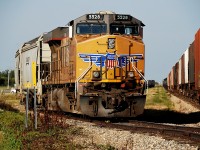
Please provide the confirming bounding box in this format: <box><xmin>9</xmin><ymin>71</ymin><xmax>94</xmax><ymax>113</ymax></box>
<box><xmin>79</xmin><ymin>53</ymin><xmax>143</xmax><ymax>69</ymax></box>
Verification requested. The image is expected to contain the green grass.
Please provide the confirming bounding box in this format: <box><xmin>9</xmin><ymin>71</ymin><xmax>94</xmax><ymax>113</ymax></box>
<box><xmin>0</xmin><ymin>111</ymin><xmax>24</xmax><ymax>150</ymax></box>
<box><xmin>0</xmin><ymin>101</ymin><xmax>112</xmax><ymax>150</ymax></box>
<box><xmin>146</xmin><ymin>86</ymin><xmax>174</xmax><ymax>110</ymax></box>
<box><xmin>0</xmin><ymin>94</ymin><xmax>20</xmax><ymax>112</ymax></box>
<box><xmin>0</xmin><ymin>109</ymin><xmax>81</xmax><ymax>150</ymax></box>
<box><xmin>0</xmin><ymin>86</ymin><xmax>7</xmax><ymax>90</ymax></box>
<box><xmin>0</xmin><ymin>93</ymin><xmax>118</xmax><ymax>149</ymax></box>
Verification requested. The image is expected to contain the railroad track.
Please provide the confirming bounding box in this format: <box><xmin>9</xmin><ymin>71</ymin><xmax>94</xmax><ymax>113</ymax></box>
<box><xmin>112</xmin><ymin>121</ymin><xmax>200</xmax><ymax>145</ymax></box>
<box><xmin>34</xmin><ymin>110</ymin><xmax>200</xmax><ymax>147</ymax></box>
<box><xmin>129</xmin><ymin>120</ymin><xmax>200</xmax><ymax>133</ymax></box>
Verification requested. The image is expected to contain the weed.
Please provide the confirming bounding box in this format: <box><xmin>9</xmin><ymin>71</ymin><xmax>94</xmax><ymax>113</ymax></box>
<box><xmin>0</xmin><ymin>111</ymin><xmax>24</xmax><ymax>149</ymax></box>
<box><xmin>146</xmin><ymin>86</ymin><xmax>173</xmax><ymax>110</ymax></box>
<box><xmin>67</xmin><ymin>126</ymin><xmax>83</xmax><ymax>135</ymax></box>
<box><xmin>0</xmin><ymin>93</ymin><xmax>120</xmax><ymax>149</ymax></box>
<box><xmin>0</xmin><ymin>131</ymin><xmax>3</xmax><ymax>144</ymax></box>
<box><xmin>0</xmin><ymin>94</ymin><xmax>19</xmax><ymax>112</ymax></box>
<box><xmin>97</xmin><ymin>144</ymin><xmax>116</xmax><ymax>150</ymax></box>
<box><xmin>65</xmin><ymin>143</ymin><xmax>76</xmax><ymax>150</ymax></box>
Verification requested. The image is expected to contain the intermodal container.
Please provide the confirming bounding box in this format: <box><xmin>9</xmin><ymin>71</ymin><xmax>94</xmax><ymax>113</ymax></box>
<box><xmin>178</xmin><ymin>59</ymin><xmax>182</xmax><ymax>85</ymax></box>
<box><xmin>195</xmin><ymin>29</ymin><xmax>200</xmax><ymax>89</ymax></box>
<box><xmin>181</xmin><ymin>54</ymin><xmax>185</xmax><ymax>84</ymax></box>
<box><xmin>170</xmin><ymin>67</ymin><xmax>174</xmax><ymax>89</ymax></box>
<box><xmin>173</xmin><ymin>66</ymin><xmax>176</xmax><ymax>87</ymax></box>
<box><xmin>188</xmin><ymin>42</ymin><xmax>195</xmax><ymax>84</ymax></box>
<box><xmin>174</xmin><ymin>62</ymin><xmax>179</xmax><ymax>89</ymax></box>
<box><xmin>167</xmin><ymin>73</ymin><xmax>170</xmax><ymax>89</ymax></box>
<box><xmin>184</xmin><ymin>48</ymin><xmax>189</xmax><ymax>84</ymax></box>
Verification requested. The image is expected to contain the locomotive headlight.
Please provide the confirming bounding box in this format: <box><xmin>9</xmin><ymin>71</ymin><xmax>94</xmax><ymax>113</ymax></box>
<box><xmin>92</xmin><ymin>71</ymin><xmax>102</xmax><ymax>81</ymax></box>
<box><xmin>93</xmin><ymin>71</ymin><xmax>100</xmax><ymax>78</ymax></box>
<box><xmin>127</xmin><ymin>71</ymin><xmax>134</xmax><ymax>78</ymax></box>
<box><xmin>108</xmin><ymin>38</ymin><xmax>115</xmax><ymax>49</ymax></box>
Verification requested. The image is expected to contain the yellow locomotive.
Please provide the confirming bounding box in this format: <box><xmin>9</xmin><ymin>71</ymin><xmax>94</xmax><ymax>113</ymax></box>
<box><xmin>42</xmin><ymin>11</ymin><xmax>147</xmax><ymax>117</ymax></box>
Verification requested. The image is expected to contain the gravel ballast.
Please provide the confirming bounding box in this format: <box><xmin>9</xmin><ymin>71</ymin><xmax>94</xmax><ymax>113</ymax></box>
<box><xmin>65</xmin><ymin>119</ymin><xmax>199</xmax><ymax>150</ymax></box>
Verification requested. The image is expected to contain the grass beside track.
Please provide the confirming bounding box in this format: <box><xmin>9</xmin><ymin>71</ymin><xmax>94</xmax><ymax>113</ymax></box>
<box><xmin>0</xmin><ymin>86</ymin><xmax>175</xmax><ymax>149</ymax></box>
<box><xmin>146</xmin><ymin>86</ymin><xmax>174</xmax><ymax>110</ymax></box>
<box><xmin>0</xmin><ymin>94</ymin><xmax>116</xmax><ymax>150</ymax></box>
<box><xmin>0</xmin><ymin>95</ymin><xmax>84</xmax><ymax>150</ymax></box>
<box><xmin>0</xmin><ymin>111</ymin><xmax>24</xmax><ymax>149</ymax></box>
<box><xmin>0</xmin><ymin>93</ymin><xmax>23</xmax><ymax>149</ymax></box>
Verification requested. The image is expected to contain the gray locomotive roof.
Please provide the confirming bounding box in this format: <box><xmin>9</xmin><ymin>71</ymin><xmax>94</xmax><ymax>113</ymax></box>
<box><xmin>43</xmin><ymin>27</ymin><xmax>68</xmax><ymax>43</ymax></box>
<box><xmin>68</xmin><ymin>11</ymin><xmax>145</xmax><ymax>27</ymax></box>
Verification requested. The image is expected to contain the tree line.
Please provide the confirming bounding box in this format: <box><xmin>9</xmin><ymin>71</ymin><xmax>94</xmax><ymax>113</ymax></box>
<box><xmin>0</xmin><ymin>70</ymin><xmax>15</xmax><ymax>87</ymax></box>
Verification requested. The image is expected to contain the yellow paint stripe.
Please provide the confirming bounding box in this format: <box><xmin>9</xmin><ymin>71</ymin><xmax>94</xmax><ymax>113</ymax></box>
<box><xmin>32</xmin><ymin>61</ymin><xmax>36</xmax><ymax>87</ymax></box>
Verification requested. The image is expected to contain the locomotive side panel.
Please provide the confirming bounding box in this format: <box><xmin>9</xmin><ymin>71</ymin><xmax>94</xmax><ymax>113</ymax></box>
<box><xmin>43</xmin><ymin>27</ymin><xmax>76</xmax><ymax>84</ymax></box>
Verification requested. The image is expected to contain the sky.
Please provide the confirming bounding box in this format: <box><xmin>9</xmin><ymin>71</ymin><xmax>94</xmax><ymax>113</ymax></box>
<box><xmin>0</xmin><ymin>0</ymin><xmax>200</xmax><ymax>83</ymax></box>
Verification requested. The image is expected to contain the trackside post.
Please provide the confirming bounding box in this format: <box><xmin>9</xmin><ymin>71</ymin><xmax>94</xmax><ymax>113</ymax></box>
<box><xmin>25</xmin><ymin>88</ymin><xmax>29</xmax><ymax>128</ymax></box>
<box><xmin>32</xmin><ymin>61</ymin><xmax>37</xmax><ymax>129</ymax></box>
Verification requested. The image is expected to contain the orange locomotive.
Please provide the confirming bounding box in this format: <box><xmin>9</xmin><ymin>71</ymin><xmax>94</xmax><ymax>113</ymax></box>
<box><xmin>42</xmin><ymin>11</ymin><xmax>147</xmax><ymax>117</ymax></box>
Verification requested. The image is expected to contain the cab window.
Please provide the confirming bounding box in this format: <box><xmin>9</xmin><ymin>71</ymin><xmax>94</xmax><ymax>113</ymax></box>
<box><xmin>110</xmin><ymin>24</ymin><xmax>139</xmax><ymax>35</ymax></box>
<box><xmin>76</xmin><ymin>23</ymin><xmax>107</xmax><ymax>34</ymax></box>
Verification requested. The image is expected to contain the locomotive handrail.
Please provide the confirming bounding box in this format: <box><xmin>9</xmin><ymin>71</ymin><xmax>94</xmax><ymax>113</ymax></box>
<box><xmin>75</xmin><ymin>56</ymin><xmax>94</xmax><ymax>99</ymax></box>
<box><xmin>130</xmin><ymin>57</ymin><xmax>148</xmax><ymax>94</ymax></box>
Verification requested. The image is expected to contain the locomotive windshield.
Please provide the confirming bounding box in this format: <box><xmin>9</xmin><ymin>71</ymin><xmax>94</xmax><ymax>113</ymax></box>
<box><xmin>76</xmin><ymin>23</ymin><xmax>107</xmax><ymax>34</ymax></box>
<box><xmin>110</xmin><ymin>24</ymin><xmax>139</xmax><ymax>35</ymax></box>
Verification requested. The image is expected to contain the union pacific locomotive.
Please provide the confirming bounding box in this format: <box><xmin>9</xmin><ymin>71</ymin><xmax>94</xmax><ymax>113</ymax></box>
<box><xmin>15</xmin><ymin>11</ymin><xmax>147</xmax><ymax>117</ymax></box>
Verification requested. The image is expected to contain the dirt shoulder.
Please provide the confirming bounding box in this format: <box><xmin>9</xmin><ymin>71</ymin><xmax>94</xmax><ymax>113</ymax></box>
<box><xmin>170</xmin><ymin>94</ymin><xmax>200</xmax><ymax>114</ymax></box>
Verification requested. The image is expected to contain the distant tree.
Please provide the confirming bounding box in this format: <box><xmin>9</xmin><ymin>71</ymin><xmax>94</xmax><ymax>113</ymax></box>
<box><xmin>0</xmin><ymin>70</ymin><xmax>9</xmax><ymax>78</ymax></box>
<box><xmin>0</xmin><ymin>77</ymin><xmax>5</xmax><ymax>86</ymax></box>
<box><xmin>10</xmin><ymin>78</ymin><xmax>15</xmax><ymax>86</ymax></box>
<box><xmin>10</xmin><ymin>70</ymin><xmax>15</xmax><ymax>78</ymax></box>
<box><xmin>0</xmin><ymin>70</ymin><xmax>15</xmax><ymax>86</ymax></box>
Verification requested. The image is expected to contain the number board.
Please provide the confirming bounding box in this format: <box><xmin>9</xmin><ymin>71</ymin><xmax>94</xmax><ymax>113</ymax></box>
<box><xmin>115</xmin><ymin>14</ymin><xmax>132</xmax><ymax>21</ymax></box>
<box><xmin>87</xmin><ymin>14</ymin><xmax>104</xmax><ymax>20</ymax></box>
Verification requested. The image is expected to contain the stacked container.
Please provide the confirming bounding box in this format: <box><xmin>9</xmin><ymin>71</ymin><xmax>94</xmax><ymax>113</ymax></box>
<box><xmin>188</xmin><ymin>42</ymin><xmax>195</xmax><ymax>86</ymax></box>
<box><xmin>165</xmin><ymin>28</ymin><xmax>200</xmax><ymax>101</ymax></box>
<box><xmin>195</xmin><ymin>29</ymin><xmax>200</xmax><ymax>90</ymax></box>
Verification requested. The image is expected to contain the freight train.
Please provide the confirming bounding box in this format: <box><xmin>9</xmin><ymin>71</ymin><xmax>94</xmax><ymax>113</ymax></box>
<box><xmin>163</xmin><ymin>29</ymin><xmax>200</xmax><ymax>104</ymax></box>
<box><xmin>148</xmin><ymin>80</ymin><xmax>155</xmax><ymax>88</ymax></box>
<box><xmin>15</xmin><ymin>11</ymin><xmax>148</xmax><ymax>117</ymax></box>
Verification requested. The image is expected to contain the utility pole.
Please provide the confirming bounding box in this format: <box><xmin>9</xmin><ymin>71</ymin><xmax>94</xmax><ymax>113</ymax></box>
<box><xmin>7</xmin><ymin>70</ymin><xmax>10</xmax><ymax>89</ymax></box>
